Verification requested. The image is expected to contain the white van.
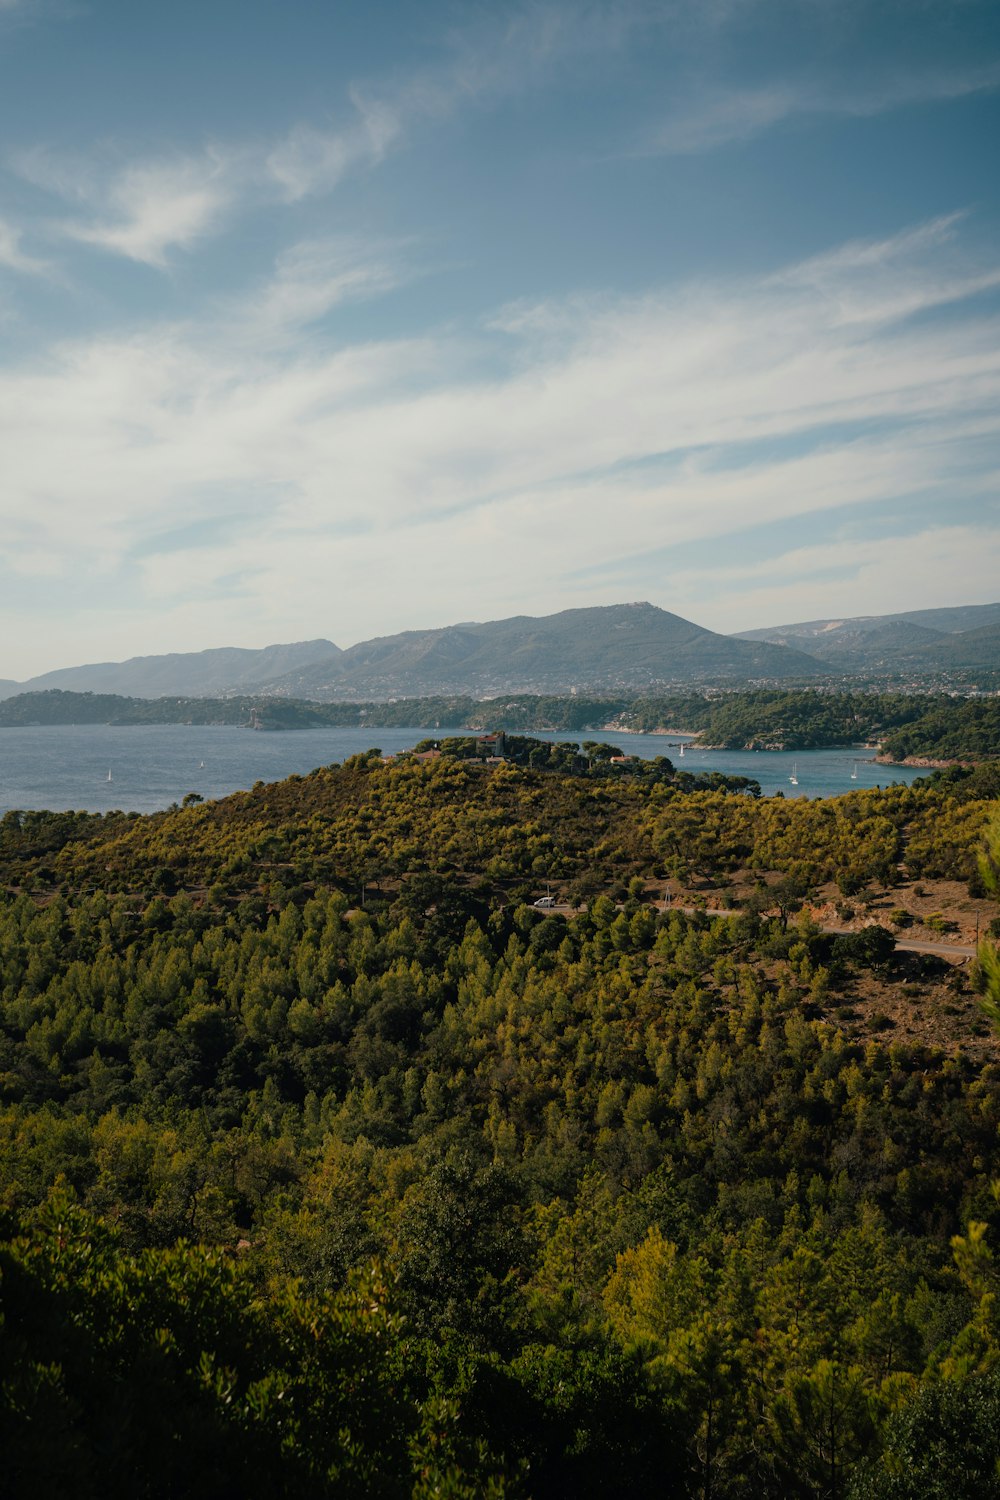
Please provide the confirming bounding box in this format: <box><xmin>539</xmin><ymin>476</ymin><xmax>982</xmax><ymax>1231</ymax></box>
<box><xmin>532</xmin><ymin>896</ymin><xmax>557</xmax><ymax>908</ymax></box>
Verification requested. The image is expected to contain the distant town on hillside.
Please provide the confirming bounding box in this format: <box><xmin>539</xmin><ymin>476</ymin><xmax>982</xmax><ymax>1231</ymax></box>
<box><xmin>3</xmin><ymin>601</ymin><xmax>999</xmax><ymax>704</ymax></box>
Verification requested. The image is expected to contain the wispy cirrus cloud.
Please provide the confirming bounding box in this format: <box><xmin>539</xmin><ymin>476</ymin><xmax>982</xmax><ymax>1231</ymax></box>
<box><xmin>10</xmin><ymin>141</ymin><xmax>244</xmax><ymax>266</ymax></box>
<box><xmin>5</xmin><ymin>2</ymin><xmax>651</xmax><ymax>267</ymax></box>
<box><xmin>639</xmin><ymin>62</ymin><xmax>1000</xmax><ymax>155</ymax></box>
<box><xmin>661</xmin><ymin>523</ymin><xmax>1000</xmax><ymax>634</ymax></box>
<box><xmin>5</xmin><ymin>1</ymin><xmax>997</xmax><ymax>275</ymax></box>
<box><xmin>0</xmin><ymin>211</ymin><xmax>996</xmax><ymax>670</ymax></box>
<box><xmin>60</xmin><ymin>152</ymin><xmax>238</xmax><ymax>267</ymax></box>
<box><xmin>0</xmin><ymin>214</ymin><xmax>49</xmax><ymax>275</ymax></box>
<box><xmin>767</xmin><ymin>212</ymin><xmax>1000</xmax><ymax>326</ymax></box>
<box><xmin>9</xmin><ymin>89</ymin><xmax>431</xmax><ymax>267</ymax></box>
<box><xmin>241</xmin><ymin>237</ymin><xmax>413</xmax><ymax>340</ymax></box>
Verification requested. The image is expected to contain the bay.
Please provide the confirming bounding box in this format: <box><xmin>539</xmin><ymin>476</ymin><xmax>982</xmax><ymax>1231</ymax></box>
<box><xmin>0</xmin><ymin>723</ymin><xmax>930</xmax><ymax>816</ymax></box>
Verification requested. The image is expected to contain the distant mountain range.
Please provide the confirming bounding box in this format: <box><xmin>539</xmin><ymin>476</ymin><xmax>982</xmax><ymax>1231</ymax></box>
<box><xmin>3</xmin><ymin>640</ymin><xmax>339</xmax><ymax>701</ymax></box>
<box><xmin>2</xmin><ymin>601</ymin><xmax>996</xmax><ymax>703</ymax></box>
<box><xmin>249</xmin><ymin>604</ymin><xmax>826</xmax><ymax>699</ymax></box>
<box><xmin>736</xmin><ymin>603</ymin><xmax>1000</xmax><ymax>673</ymax></box>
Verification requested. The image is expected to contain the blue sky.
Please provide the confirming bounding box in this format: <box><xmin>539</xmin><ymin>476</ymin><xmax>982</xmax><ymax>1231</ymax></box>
<box><xmin>1</xmin><ymin>0</ymin><xmax>998</xmax><ymax>676</ymax></box>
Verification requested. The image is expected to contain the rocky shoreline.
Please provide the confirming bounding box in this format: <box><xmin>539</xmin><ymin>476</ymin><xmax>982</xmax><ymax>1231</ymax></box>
<box><xmin>874</xmin><ymin>753</ymin><xmax>972</xmax><ymax>769</ymax></box>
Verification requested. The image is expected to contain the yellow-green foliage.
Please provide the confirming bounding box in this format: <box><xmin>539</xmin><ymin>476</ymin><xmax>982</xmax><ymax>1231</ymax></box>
<box><xmin>1</xmin><ymin>760</ymin><xmax>999</xmax><ymax>1497</ymax></box>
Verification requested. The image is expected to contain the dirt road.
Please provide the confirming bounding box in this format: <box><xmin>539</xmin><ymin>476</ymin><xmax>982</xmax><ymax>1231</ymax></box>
<box><xmin>537</xmin><ymin>900</ymin><xmax>977</xmax><ymax>962</ymax></box>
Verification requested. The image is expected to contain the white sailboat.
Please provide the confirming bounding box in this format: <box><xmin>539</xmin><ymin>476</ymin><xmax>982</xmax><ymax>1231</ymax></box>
<box><xmin>107</xmin><ymin>769</ymin><xmax>113</xmax><ymax>782</ymax></box>
<box><xmin>789</xmin><ymin>762</ymin><xmax>798</xmax><ymax>786</ymax></box>
<box><xmin>851</xmin><ymin>761</ymin><xmax>858</xmax><ymax>780</ymax></box>
<box><xmin>678</xmin><ymin>743</ymin><xmax>685</xmax><ymax>757</ymax></box>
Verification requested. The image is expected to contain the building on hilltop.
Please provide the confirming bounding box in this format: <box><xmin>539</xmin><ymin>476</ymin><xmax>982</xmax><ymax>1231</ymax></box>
<box><xmin>475</xmin><ymin>731</ymin><xmax>506</xmax><ymax>759</ymax></box>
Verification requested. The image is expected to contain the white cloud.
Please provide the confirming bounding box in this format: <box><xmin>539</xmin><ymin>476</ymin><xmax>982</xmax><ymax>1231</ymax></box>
<box><xmin>238</xmin><ymin>237</ymin><xmax>412</xmax><ymax>342</ymax></box>
<box><xmin>676</xmin><ymin>524</ymin><xmax>1000</xmax><ymax>634</ymax></box>
<box><xmin>0</xmin><ymin>213</ymin><xmax>996</xmax><ymax>672</ymax></box>
<box><xmin>264</xmin><ymin>91</ymin><xmax>402</xmax><ymax>202</ymax></box>
<box><xmin>6</xmin><ymin>2</ymin><xmax>654</xmax><ymax>266</ymax></box>
<box><xmin>641</xmin><ymin>63</ymin><xmax>1000</xmax><ymax>156</ymax></box>
<box><xmin>7</xmin><ymin>0</ymin><xmax>997</xmax><ymax>286</ymax></box>
<box><xmin>15</xmin><ymin>99</ymin><xmax>407</xmax><ymax>267</ymax></box>
<box><xmin>257</xmin><ymin>4</ymin><xmax>632</xmax><ymax>202</ymax></box>
<box><xmin>644</xmin><ymin>84</ymin><xmax>802</xmax><ymax>155</ymax></box>
<box><xmin>60</xmin><ymin>151</ymin><xmax>239</xmax><ymax>267</ymax></box>
<box><xmin>0</xmin><ymin>216</ymin><xmax>49</xmax><ymax>275</ymax></box>
<box><xmin>766</xmin><ymin>214</ymin><xmax>1000</xmax><ymax>329</ymax></box>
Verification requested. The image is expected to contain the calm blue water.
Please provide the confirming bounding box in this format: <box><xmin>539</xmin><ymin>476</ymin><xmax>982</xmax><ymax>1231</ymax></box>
<box><xmin>0</xmin><ymin>724</ymin><xmax>929</xmax><ymax>815</ymax></box>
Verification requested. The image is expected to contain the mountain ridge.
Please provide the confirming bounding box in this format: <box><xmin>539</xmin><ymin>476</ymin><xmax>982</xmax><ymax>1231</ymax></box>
<box><xmin>2</xmin><ymin>639</ymin><xmax>341</xmax><ymax>702</ymax></box>
<box><xmin>735</xmin><ymin>603</ymin><xmax>1000</xmax><ymax>673</ymax></box>
<box><xmin>213</xmin><ymin>603</ymin><xmax>831</xmax><ymax>699</ymax></box>
<box><xmin>738</xmin><ymin>602</ymin><xmax>1000</xmax><ymax>640</ymax></box>
<box><xmin>5</xmin><ymin>599</ymin><xmax>996</xmax><ymax>703</ymax></box>
<box><xmin>0</xmin><ymin>605</ymin><xmax>825</xmax><ymax>701</ymax></box>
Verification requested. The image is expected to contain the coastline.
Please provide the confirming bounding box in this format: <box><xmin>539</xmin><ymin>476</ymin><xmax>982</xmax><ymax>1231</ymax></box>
<box><xmin>874</xmin><ymin>753</ymin><xmax>973</xmax><ymax>769</ymax></box>
<box><xmin>602</xmin><ymin>724</ymin><xmax>697</xmax><ymax>737</ymax></box>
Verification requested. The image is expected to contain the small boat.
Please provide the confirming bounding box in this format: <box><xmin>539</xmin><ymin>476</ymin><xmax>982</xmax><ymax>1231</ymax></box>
<box><xmin>107</xmin><ymin>770</ymin><xmax>113</xmax><ymax>782</ymax></box>
<box><xmin>678</xmin><ymin>743</ymin><xmax>685</xmax><ymax>758</ymax></box>
<box><xmin>199</xmin><ymin>761</ymin><xmax>205</xmax><ymax>769</ymax></box>
<box><xmin>850</xmin><ymin>761</ymin><xmax>858</xmax><ymax>780</ymax></box>
<box><xmin>789</xmin><ymin>762</ymin><xmax>798</xmax><ymax>786</ymax></box>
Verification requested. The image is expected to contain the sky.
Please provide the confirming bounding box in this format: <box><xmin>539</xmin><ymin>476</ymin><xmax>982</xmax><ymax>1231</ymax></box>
<box><xmin>1</xmin><ymin>0</ymin><xmax>999</xmax><ymax>678</ymax></box>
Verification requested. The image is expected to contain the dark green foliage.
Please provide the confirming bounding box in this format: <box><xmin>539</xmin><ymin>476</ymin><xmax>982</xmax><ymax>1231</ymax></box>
<box><xmin>3</xmin><ymin>684</ymin><xmax>997</xmax><ymax>762</ymax></box>
<box><xmin>880</xmin><ymin>698</ymin><xmax>1000</xmax><ymax>763</ymax></box>
<box><xmin>395</xmin><ymin>1148</ymin><xmax>527</xmax><ymax>1347</ymax></box>
<box><xmin>848</xmin><ymin>1371</ymin><xmax>1000</xmax><ymax>1498</ymax></box>
<box><xmin>831</xmin><ymin>926</ymin><xmax>897</xmax><ymax>971</ymax></box>
<box><xmin>0</xmin><ymin>688</ymin><xmax>280</xmax><ymax>728</ymax></box>
<box><xmin>0</xmin><ymin>758</ymin><xmax>999</xmax><ymax>1494</ymax></box>
<box><xmin>0</xmin><ymin>1196</ymin><xmax>511</xmax><ymax>1499</ymax></box>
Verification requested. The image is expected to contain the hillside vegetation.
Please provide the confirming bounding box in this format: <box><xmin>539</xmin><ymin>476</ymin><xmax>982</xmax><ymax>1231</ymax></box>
<box><xmin>3</xmin><ymin>686</ymin><xmax>1000</xmax><ymax>763</ymax></box>
<box><xmin>2</xmin><ymin>751</ymin><xmax>1000</xmax><ymax>1496</ymax></box>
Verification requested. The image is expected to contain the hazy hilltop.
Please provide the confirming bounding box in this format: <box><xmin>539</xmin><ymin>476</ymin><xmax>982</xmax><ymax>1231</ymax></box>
<box><xmin>0</xmin><ymin>605</ymin><xmax>826</xmax><ymax>702</ymax></box>
<box><xmin>5</xmin><ymin>600</ymin><xmax>999</xmax><ymax>704</ymax></box>
<box><xmin>890</xmin><ymin>603</ymin><xmax>1000</xmax><ymax>634</ymax></box>
<box><xmin>251</xmin><ymin>603</ymin><xmax>829</xmax><ymax>698</ymax></box>
<box><xmin>736</xmin><ymin>602</ymin><xmax>1000</xmax><ymax>671</ymax></box>
<box><xmin>739</xmin><ymin>603</ymin><xmax>1000</xmax><ymax>644</ymax></box>
<box><xmin>6</xmin><ymin>639</ymin><xmax>340</xmax><ymax>701</ymax></box>
<box><xmin>922</xmin><ymin>621</ymin><xmax>1000</xmax><ymax>669</ymax></box>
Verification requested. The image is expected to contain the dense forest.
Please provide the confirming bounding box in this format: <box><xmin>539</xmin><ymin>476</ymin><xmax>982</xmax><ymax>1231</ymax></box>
<box><xmin>877</xmin><ymin>698</ymin><xmax>1000</xmax><ymax>764</ymax></box>
<box><xmin>3</xmin><ymin>687</ymin><xmax>999</xmax><ymax>763</ymax></box>
<box><xmin>618</xmin><ymin>691</ymin><xmax>1000</xmax><ymax>761</ymax></box>
<box><xmin>3</xmin><ymin>747</ymin><xmax>1000</xmax><ymax>1496</ymax></box>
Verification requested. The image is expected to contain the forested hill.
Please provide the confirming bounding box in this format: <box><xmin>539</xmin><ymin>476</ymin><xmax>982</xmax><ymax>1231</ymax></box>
<box><xmin>878</xmin><ymin>696</ymin><xmax>1000</xmax><ymax>762</ymax></box>
<box><xmin>3</xmin><ymin>686</ymin><xmax>999</xmax><ymax>763</ymax></box>
<box><xmin>736</xmin><ymin>601</ymin><xmax>1000</xmax><ymax>672</ymax></box>
<box><xmin>3</xmin><ymin>752</ymin><xmax>1000</xmax><ymax>1496</ymax></box>
<box><xmin>0</xmin><ymin>688</ymin><xmax>318</xmax><ymax>728</ymax></box>
<box><xmin>1</xmin><ymin>739</ymin><xmax>995</xmax><ymax>901</ymax></box>
<box><xmin>5</xmin><ymin>638</ymin><xmax>340</xmax><ymax>700</ymax></box>
<box><xmin>261</xmin><ymin>602</ymin><xmax>828</xmax><ymax>697</ymax></box>
<box><xmin>1</xmin><ymin>604</ymin><xmax>828</xmax><ymax>703</ymax></box>
<box><xmin>7</xmin><ymin>602</ymin><xmax>999</xmax><ymax>706</ymax></box>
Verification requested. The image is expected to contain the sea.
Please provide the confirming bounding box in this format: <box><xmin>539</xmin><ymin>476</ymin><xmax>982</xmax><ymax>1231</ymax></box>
<box><xmin>0</xmin><ymin>724</ymin><xmax>933</xmax><ymax>816</ymax></box>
